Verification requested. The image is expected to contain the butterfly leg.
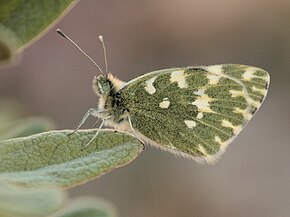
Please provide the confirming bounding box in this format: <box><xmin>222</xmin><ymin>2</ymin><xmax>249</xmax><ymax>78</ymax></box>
<box><xmin>68</xmin><ymin>108</ymin><xmax>99</xmax><ymax>135</ymax></box>
<box><xmin>92</xmin><ymin>118</ymin><xmax>101</xmax><ymax>128</ymax></box>
<box><xmin>81</xmin><ymin>116</ymin><xmax>111</xmax><ymax>150</ymax></box>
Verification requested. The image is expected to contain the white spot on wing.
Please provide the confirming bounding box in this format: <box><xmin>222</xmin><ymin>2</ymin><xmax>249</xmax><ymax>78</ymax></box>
<box><xmin>192</xmin><ymin>95</ymin><xmax>214</xmax><ymax>112</ymax></box>
<box><xmin>214</xmin><ymin>136</ymin><xmax>230</xmax><ymax>149</ymax></box>
<box><xmin>215</xmin><ymin>136</ymin><xmax>223</xmax><ymax>145</ymax></box>
<box><xmin>170</xmin><ymin>70</ymin><xmax>188</xmax><ymax>88</ymax></box>
<box><xmin>159</xmin><ymin>98</ymin><xmax>170</xmax><ymax>108</ymax></box>
<box><xmin>198</xmin><ymin>144</ymin><xmax>208</xmax><ymax>156</ymax></box>
<box><xmin>194</xmin><ymin>89</ymin><xmax>205</xmax><ymax>96</ymax></box>
<box><xmin>197</xmin><ymin>112</ymin><xmax>204</xmax><ymax>119</ymax></box>
<box><xmin>145</xmin><ymin>76</ymin><xmax>157</xmax><ymax>94</ymax></box>
<box><xmin>207</xmin><ymin>74</ymin><xmax>221</xmax><ymax>85</ymax></box>
<box><xmin>242</xmin><ymin>68</ymin><xmax>257</xmax><ymax>81</ymax></box>
<box><xmin>248</xmin><ymin>98</ymin><xmax>261</xmax><ymax>107</ymax></box>
<box><xmin>252</xmin><ymin>86</ymin><xmax>266</xmax><ymax>95</ymax></box>
<box><xmin>234</xmin><ymin>107</ymin><xmax>252</xmax><ymax>120</ymax></box>
<box><xmin>229</xmin><ymin>90</ymin><xmax>244</xmax><ymax>97</ymax></box>
<box><xmin>184</xmin><ymin>120</ymin><xmax>197</xmax><ymax>128</ymax></box>
<box><xmin>205</xmin><ymin>65</ymin><xmax>223</xmax><ymax>75</ymax></box>
<box><xmin>221</xmin><ymin>119</ymin><xmax>242</xmax><ymax>134</ymax></box>
<box><xmin>221</xmin><ymin>119</ymin><xmax>234</xmax><ymax>128</ymax></box>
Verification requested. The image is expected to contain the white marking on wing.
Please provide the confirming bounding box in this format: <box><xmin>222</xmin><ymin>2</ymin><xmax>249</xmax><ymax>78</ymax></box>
<box><xmin>192</xmin><ymin>95</ymin><xmax>214</xmax><ymax>112</ymax></box>
<box><xmin>229</xmin><ymin>90</ymin><xmax>244</xmax><ymax>97</ymax></box>
<box><xmin>214</xmin><ymin>136</ymin><xmax>223</xmax><ymax>145</ymax></box>
<box><xmin>194</xmin><ymin>89</ymin><xmax>205</xmax><ymax>96</ymax></box>
<box><xmin>221</xmin><ymin>119</ymin><xmax>242</xmax><ymax>134</ymax></box>
<box><xmin>184</xmin><ymin>120</ymin><xmax>197</xmax><ymax>128</ymax></box>
<box><xmin>205</xmin><ymin>65</ymin><xmax>223</xmax><ymax>75</ymax></box>
<box><xmin>248</xmin><ymin>98</ymin><xmax>261</xmax><ymax>107</ymax></box>
<box><xmin>170</xmin><ymin>70</ymin><xmax>188</xmax><ymax>88</ymax></box>
<box><xmin>207</xmin><ymin>74</ymin><xmax>221</xmax><ymax>85</ymax></box>
<box><xmin>197</xmin><ymin>112</ymin><xmax>204</xmax><ymax>119</ymax></box>
<box><xmin>242</xmin><ymin>67</ymin><xmax>257</xmax><ymax>81</ymax></box>
<box><xmin>252</xmin><ymin>86</ymin><xmax>266</xmax><ymax>95</ymax></box>
<box><xmin>198</xmin><ymin>144</ymin><xmax>208</xmax><ymax>156</ymax></box>
<box><xmin>144</xmin><ymin>76</ymin><xmax>157</xmax><ymax>94</ymax></box>
<box><xmin>159</xmin><ymin>98</ymin><xmax>170</xmax><ymax>108</ymax></box>
<box><xmin>234</xmin><ymin>107</ymin><xmax>252</xmax><ymax>120</ymax></box>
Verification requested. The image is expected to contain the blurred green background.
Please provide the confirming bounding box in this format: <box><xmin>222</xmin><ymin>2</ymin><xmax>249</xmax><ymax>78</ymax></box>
<box><xmin>0</xmin><ymin>1</ymin><xmax>289</xmax><ymax>217</ymax></box>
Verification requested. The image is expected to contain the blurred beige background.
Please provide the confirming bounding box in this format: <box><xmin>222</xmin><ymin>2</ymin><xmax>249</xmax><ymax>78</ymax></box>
<box><xmin>1</xmin><ymin>1</ymin><xmax>290</xmax><ymax>217</ymax></box>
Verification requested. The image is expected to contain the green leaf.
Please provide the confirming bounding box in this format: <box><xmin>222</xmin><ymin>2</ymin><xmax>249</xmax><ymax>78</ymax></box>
<box><xmin>0</xmin><ymin>117</ymin><xmax>55</xmax><ymax>140</ymax></box>
<box><xmin>51</xmin><ymin>197</ymin><xmax>118</xmax><ymax>217</ymax></box>
<box><xmin>0</xmin><ymin>129</ymin><xmax>144</xmax><ymax>188</ymax></box>
<box><xmin>0</xmin><ymin>183</ymin><xmax>66</xmax><ymax>217</ymax></box>
<box><xmin>0</xmin><ymin>0</ymin><xmax>76</xmax><ymax>63</ymax></box>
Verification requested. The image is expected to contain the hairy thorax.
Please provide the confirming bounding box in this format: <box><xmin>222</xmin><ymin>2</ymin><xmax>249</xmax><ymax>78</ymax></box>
<box><xmin>93</xmin><ymin>73</ymin><xmax>130</xmax><ymax>130</ymax></box>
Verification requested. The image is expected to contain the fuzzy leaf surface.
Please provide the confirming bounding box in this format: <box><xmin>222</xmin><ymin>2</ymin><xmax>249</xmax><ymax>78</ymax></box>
<box><xmin>0</xmin><ymin>129</ymin><xmax>143</xmax><ymax>188</ymax></box>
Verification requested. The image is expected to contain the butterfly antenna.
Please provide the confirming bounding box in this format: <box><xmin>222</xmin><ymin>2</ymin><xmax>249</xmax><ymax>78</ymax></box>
<box><xmin>56</xmin><ymin>29</ymin><xmax>105</xmax><ymax>76</ymax></box>
<box><xmin>98</xmin><ymin>35</ymin><xmax>108</xmax><ymax>74</ymax></box>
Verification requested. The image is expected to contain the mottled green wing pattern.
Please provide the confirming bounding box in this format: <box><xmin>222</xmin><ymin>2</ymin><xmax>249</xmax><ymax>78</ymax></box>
<box><xmin>121</xmin><ymin>64</ymin><xmax>269</xmax><ymax>163</ymax></box>
<box><xmin>221</xmin><ymin>65</ymin><xmax>269</xmax><ymax>114</ymax></box>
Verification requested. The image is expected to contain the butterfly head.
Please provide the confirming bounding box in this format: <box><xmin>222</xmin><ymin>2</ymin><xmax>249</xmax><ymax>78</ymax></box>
<box><xmin>92</xmin><ymin>74</ymin><xmax>112</xmax><ymax>96</ymax></box>
<box><xmin>93</xmin><ymin>73</ymin><xmax>125</xmax><ymax>97</ymax></box>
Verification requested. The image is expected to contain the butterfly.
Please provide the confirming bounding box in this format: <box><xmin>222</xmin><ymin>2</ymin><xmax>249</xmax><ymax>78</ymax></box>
<box><xmin>57</xmin><ymin>29</ymin><xmax>270</xmax><ymax>164</ymax></box>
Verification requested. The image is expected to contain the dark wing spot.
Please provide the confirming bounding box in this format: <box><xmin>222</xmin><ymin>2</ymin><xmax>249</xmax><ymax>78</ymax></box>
<box><xmin>117</xmin><ymin>118</ymin><xmax>124</xmax><ymax>123</ymax></box>
<box><xmin>265</xmin><ymin>82</ymin><xmax>269</xmax><ymax>89</ymax></box>
<box><xmin>252</xmin><ymin>107</ymin><xmax>258</xmax><ymax>114</ymax></box>
<box><xmin>187</xmin><ymin>67</ymin><xmax>208</xmax><ymax>72</ymax></box>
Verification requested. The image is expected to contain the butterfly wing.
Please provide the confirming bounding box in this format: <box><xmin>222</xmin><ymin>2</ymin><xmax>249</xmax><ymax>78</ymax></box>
<box><xmin>121</xmin><ymin>64</ymin><xmax>270</xmax><ymax>163</ymax></box>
